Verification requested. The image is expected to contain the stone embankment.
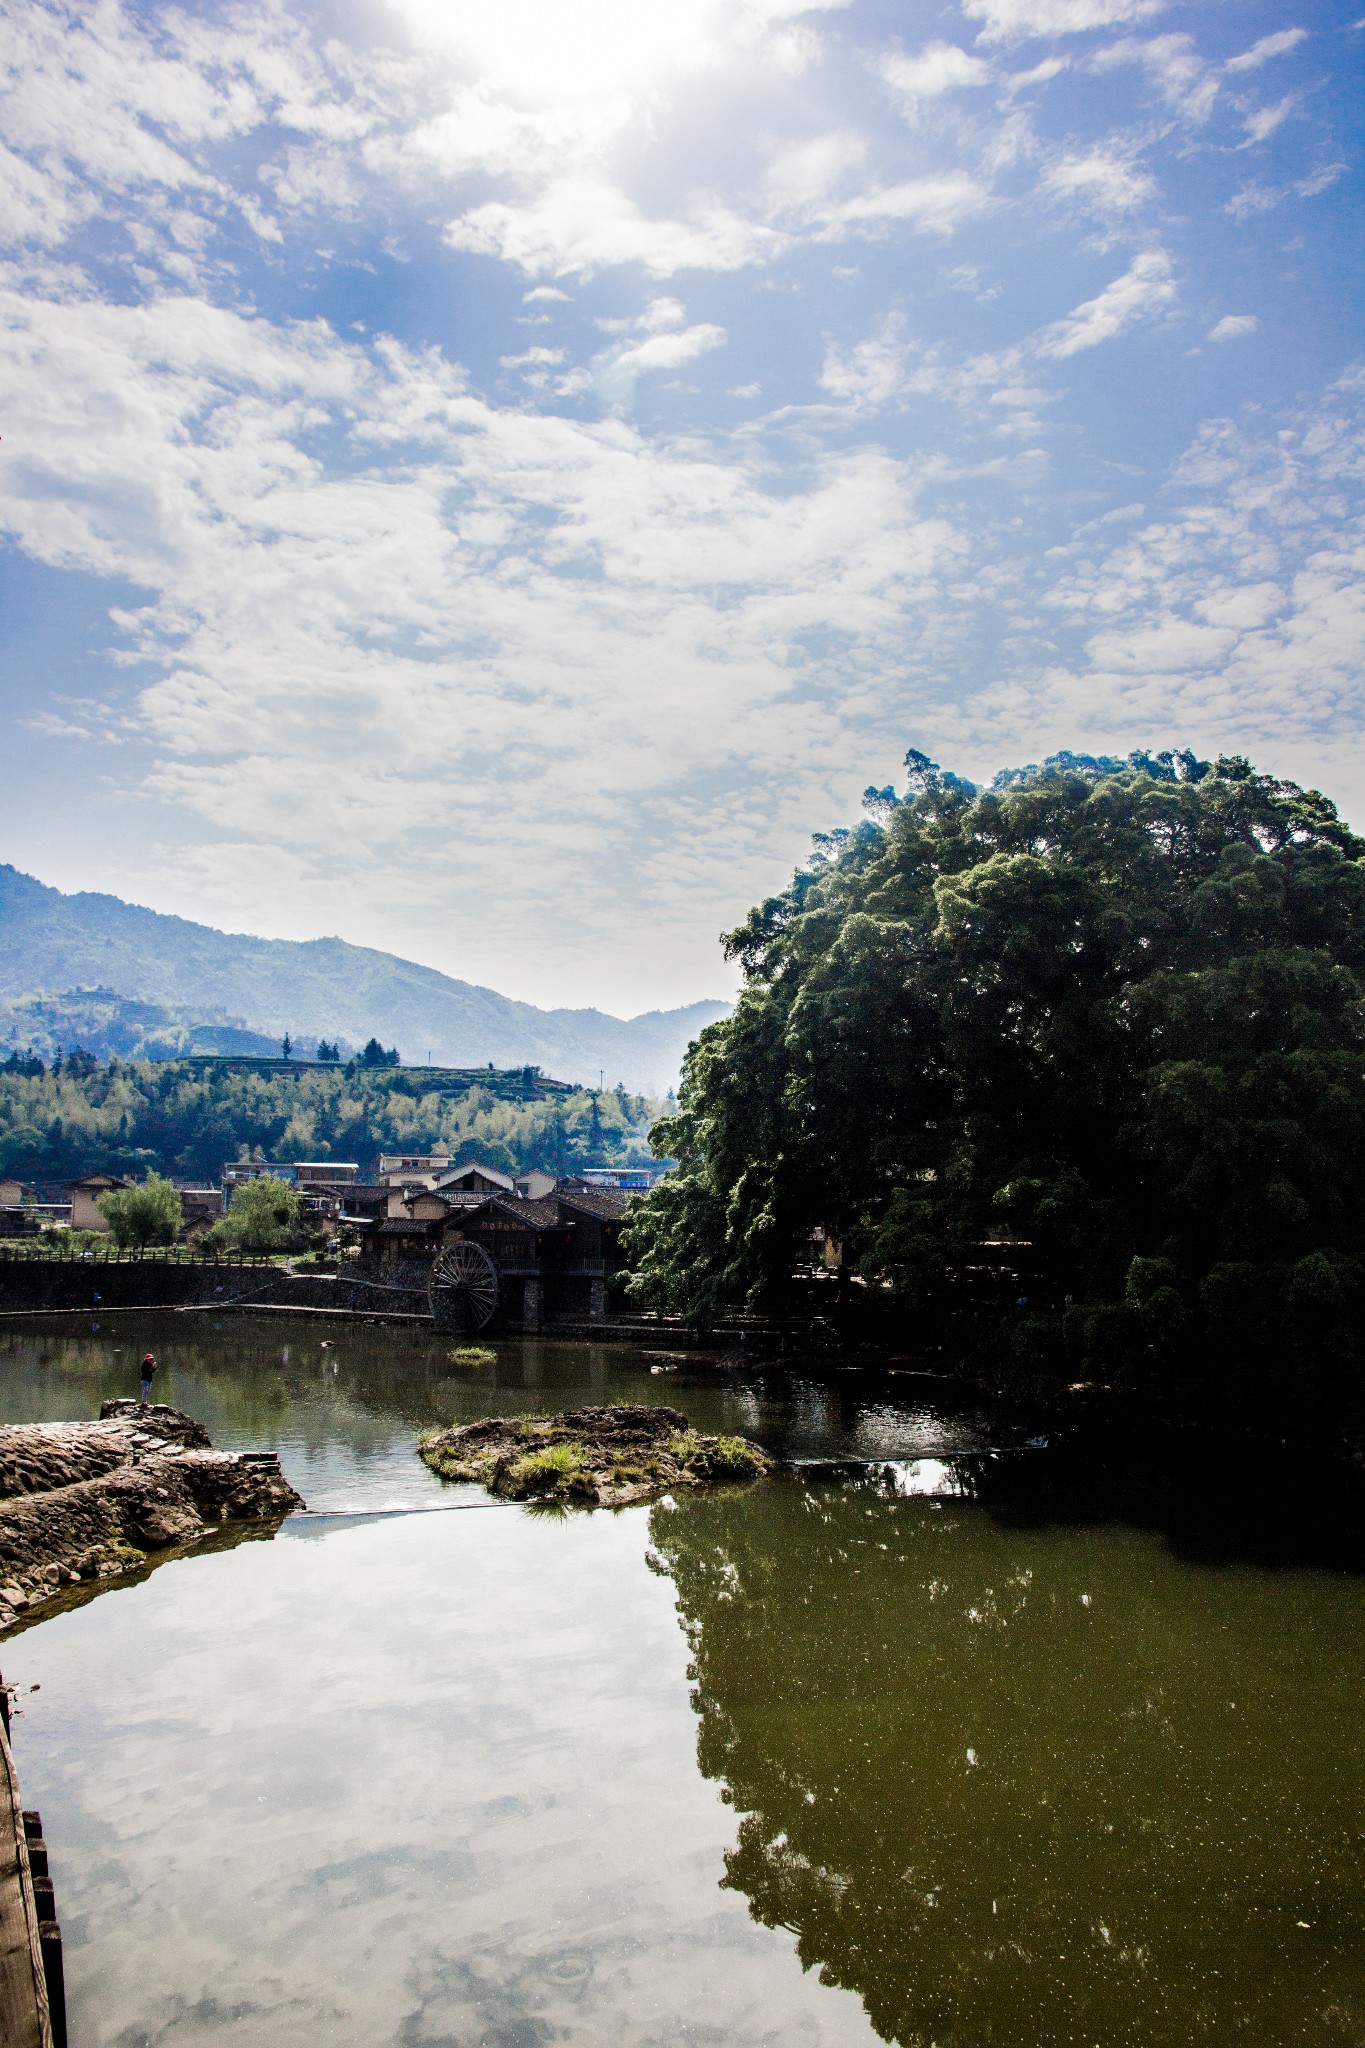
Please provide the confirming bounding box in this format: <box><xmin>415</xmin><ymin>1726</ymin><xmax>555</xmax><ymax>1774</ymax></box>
<box><xmin>419</xmin><ymin>1404</ymin><xmax>773</xmax><ymax>1507</ymax></box>
<box><xmin>0</xmin><ymin>1404</ymin><xmax>303</xmax><ymax>1630</ymax></box>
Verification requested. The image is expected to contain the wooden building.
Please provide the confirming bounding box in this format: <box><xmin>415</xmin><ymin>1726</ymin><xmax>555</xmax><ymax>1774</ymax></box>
<box><xmin>351</xmin><ymin>1181</ymin><xmax>632</xmax><ymax>1327</ymax></box>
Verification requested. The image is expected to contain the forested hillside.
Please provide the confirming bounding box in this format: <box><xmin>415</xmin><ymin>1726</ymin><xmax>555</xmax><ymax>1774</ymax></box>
<box><xmin>624</xmin><ymin>750</ymin><xmax>1365</xmax><ymax>1423</ymax></box>
<box><xmin>0</xmin><ymin>865</ymin><xmax>729</xmax><ymax>1092</ymax></box>
<box><xmin>0</xmin><ymin>1056</ymin><xmax>661</xmax><ymax>1183</ymax></box>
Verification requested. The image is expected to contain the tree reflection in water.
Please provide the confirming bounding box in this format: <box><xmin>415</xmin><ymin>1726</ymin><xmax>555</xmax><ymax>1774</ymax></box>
<box><xmin>648</xmin><ymin>1472</ymin><xmax>1365</xmax><ymax>2047</ymax></box>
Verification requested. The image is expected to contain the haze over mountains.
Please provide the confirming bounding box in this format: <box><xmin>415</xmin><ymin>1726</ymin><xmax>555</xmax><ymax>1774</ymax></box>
<box><xmin>0</xmin><ymin>866</ymin><xmax>728</xmax><ymax>1094</ymax></box>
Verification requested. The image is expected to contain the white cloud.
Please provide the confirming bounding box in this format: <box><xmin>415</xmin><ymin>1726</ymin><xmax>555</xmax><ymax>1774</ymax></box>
<box><xmin>1003</xmin><ymin>55</ymin><xmax>1070</xmax><ymax>91</ymax></box>
<box><xmin>961</xmin><ymin>0</ymin><xmax>1165</xmax><ymax>48</ymax></box>
<box><xmin>1224</xmin><ymin>28</ymin><xmax>1308</xmax><ymax>74</ymax></box>
<box><xmin>1207</xmin><ymin>314</ymin><xmax>1258</xmax><ymax>342</ymax></box>
<box><xmin>936</xmin><ymin>369</ymin><xmax>1365</xmax><ymax>821</ymax></box>
<box><xmin>1040</xmin><ymin>147</ymin><xmax>1156</xmax><ymax>214</ymax></box>
<box><xmin>609</xmin><ymin>323</ymin><xmax>727</xmax><ymax>375</ymax></box>
<box><xmin>815</xmin><ymin>173</ymin><xmax>996</xmax><ymax>238</ymax></box>
<box><xmin>0</xmin><ymin>0</ymin><xmax>1357</xmax><ymax>1003</ymax></box>
<box><xmin>762</xmin><ymin>132</ymin><xmax>867</xmax><ymax>210</ymax></box>
<box><xmin>1034</xmin><ymin>249</ymin><xmax>1176</xmax><ymax>357</ymax></box>
<box><xmin>820</xmin><ymin>315</ymin><xmax>911</xmax><ymax>410</ymax></box>
<box><xmin>0</xmin><ymin>0</ymin><xmax>386</xmax><ymax>262</ymax></box>
<box><xmin>1241</xmin><ymin>97</ymin><xmax>1295</xmax><ymax>144</ymax></box>
<box><xmin>591</xmin><ymin>299</ymin><xmax>726</xmax><ymax>402</ymax></box>
<box><xmin>878</xmin><ymin>42</ymin><xmax>993</xmax><ymax>111</ymax></box>
<box><xmin>444</xmin><ymin>180</ymin><xmax>784</xmax><ymax>278</ymax></box>
<box><xmin>1090</xmin><ymin>35</ymin><xmax>1218</xmax><ymax>122</ymax></box>
<box><xmin>1227</xmin><ymin>161</ymin><xmax>1346</xmax><ymax>219</ymax></box>
<box><xmin>0</xmin><ymin>276</ymin><xmax>964</xmax><ymax>1001</ymax></box>
<box><xmin>598</xmin><ymin>298</ymin><xmax>688</xmax><ymax>335</ymax></box>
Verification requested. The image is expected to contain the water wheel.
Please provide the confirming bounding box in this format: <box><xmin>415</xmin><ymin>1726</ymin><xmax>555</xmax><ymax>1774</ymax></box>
<box><xmin>429</xmin><ymin>1239</ymin><xmax>499</xmax><ymax>1332</ymax></box>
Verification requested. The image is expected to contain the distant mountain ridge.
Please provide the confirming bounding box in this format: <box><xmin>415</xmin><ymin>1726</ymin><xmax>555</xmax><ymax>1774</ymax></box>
<box><xmin>0</xmin><ymin>865</ymin><xmax>729</xmax><ymax>1093</ymax></box>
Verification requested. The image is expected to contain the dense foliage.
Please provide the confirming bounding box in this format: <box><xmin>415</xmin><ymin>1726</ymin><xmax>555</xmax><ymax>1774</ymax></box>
<box><xmin>0</xmin><ymin>1059</ymin><xmax>660</xmax><ymax>1184</ymax></box>
<box><xmin>209</xmin><ymin>1174</ymin><xmax>303</xmax><ymax>1253</ymax></box>
<box><xmin>98</xmin><ymin>1171</ymin><xmax>181</xmax><ymax>1249</ymax></box>
<box><xmin>624</xmin><ymin>750</ymin><xmax>1365</xmax><ymax>1419</ymax></box>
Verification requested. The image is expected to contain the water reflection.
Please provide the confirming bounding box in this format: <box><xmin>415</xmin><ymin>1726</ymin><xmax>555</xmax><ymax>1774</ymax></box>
<box><xmin>648</xmin><ymin>1475</ymin><xmax>1365</xmax><ymax>2046</ymax></box>
<box><xmin>4</xmin><ymin>1323</ymin><xmax>1364</xmax><ymax>2044</ymax></box>
<box><xmin>0</xmin><ymin>1320</ymin><xmax>1010</xmax><ymax>1511</ymax></box>
<box><xmin>11</xmin><ymin>1501</ymin><xmax>880</xmax><ymax>2047</ymax></box>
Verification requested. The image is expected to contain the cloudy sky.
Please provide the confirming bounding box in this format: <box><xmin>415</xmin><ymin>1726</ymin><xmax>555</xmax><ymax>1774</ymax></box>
<box><xmin>0</xmin><ymin>0</ymin><xmax>1360</xmax><ymax>1013</ymax></box>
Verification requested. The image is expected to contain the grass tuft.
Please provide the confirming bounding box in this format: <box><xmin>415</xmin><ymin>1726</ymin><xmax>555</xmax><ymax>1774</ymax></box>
<box><xmin>506</xmin><ymin>1442</ymin><xmax>594</xmax><ymax>1499</ymax></box>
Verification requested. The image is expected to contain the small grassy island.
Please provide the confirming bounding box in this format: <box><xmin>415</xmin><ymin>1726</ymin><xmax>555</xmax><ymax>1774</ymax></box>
<box><xmin>418</xmin><ymin>1404</ymin><xmax>772</xmax><ymax>1506</ymax></box>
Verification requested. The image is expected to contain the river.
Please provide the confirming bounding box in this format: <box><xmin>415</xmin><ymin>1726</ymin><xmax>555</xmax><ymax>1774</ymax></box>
<box><xmin>0</xmin><ymin>1315</ymin><xmax>1361</xmax><ymax>2046</ymax></box>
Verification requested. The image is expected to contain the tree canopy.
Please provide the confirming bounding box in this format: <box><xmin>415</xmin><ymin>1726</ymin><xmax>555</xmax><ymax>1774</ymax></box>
<box><xmin>623</xmin><ymin>750</ymin><xmax>1365</xmax><ymax>1422</ymax></box>
<box><xmin>212</xmin><ymin>1173</ymin><xmax>303</xmax><ymax>1253</ymax></box>
<box><xmin>0</xmin><ymin>1061</ymin><xmax>660</xmax><ymax>1185</ymax></box>
<box><xmin>98</xmin><ymin>1171</ymin><xmax>181</xmax><ymax>1249</ymax></box>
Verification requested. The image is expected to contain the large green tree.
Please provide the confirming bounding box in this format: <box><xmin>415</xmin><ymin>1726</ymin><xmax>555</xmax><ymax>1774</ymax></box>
<box><xmin>214</xmin><ymin>1174</ymin><xmax>303</xmax><ymax>1252</ymax></box>
<box><xmin>98</xmin><ymin>1171</ymin><xmax>181</xmax><ymax>1249</ymax></box>
<box><xmin>623</xmin><ymin>750</ymin><xmax>1365</xmax><ymax>1419</ymax></box>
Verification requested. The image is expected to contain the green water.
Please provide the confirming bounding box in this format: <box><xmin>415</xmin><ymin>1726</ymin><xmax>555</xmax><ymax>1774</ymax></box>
<box><xmin>0</xmin><ymin>1319</ymin><xmax>1361</xmax><ymax>2046</ymax></box>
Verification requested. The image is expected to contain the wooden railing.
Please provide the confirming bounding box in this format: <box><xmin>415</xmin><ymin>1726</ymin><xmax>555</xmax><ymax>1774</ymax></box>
<box><xmin>0</xmin><ymin>1245</ymin><xmax>276</xmax><ymax>1267</ymax></box>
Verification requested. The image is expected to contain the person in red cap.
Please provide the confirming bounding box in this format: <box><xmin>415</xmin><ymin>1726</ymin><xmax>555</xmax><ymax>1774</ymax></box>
<box><xmin>140</xmin><ymin>1354</ymin><xmax>158</xmax><ymax>1406</ymax></box>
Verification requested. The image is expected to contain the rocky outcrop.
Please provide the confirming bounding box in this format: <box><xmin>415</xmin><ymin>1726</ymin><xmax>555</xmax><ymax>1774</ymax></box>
<box><xmin>0</xmin><ymin>1404</ymin><xmax>303</xmax><ymax>1630</ymax></box>
<box><xmin>419</xmin><ymin>1404</ymin><xmax>773</xmax><ymax>1507</ymax></box>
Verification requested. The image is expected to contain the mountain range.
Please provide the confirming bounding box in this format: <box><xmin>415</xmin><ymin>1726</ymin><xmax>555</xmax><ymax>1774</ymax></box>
<box><xmin>0</xmin><ymin>865</ymin><xmax>729</xmax><ymax>1094</ymax></box>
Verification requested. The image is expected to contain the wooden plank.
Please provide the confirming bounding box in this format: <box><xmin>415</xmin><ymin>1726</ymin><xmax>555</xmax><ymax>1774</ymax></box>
<box><xmin>0</xmin><ymin>1698</ymin><xmax>52</xmax><ymax>2048</ymax></box>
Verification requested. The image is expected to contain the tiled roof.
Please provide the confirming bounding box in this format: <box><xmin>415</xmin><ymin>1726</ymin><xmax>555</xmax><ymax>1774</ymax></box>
<box><xmin>555</xmin><ymin>1187</ymin><xmax>631</xmax><ymax>1221</ymax></box>
<box><xmin>443</xmin><ymin>1194</ymin><xmax>572</xmax><ymax>1232</ymax></box>
<box><xmin>430</xmin><ymin>1162</ymin><xmax>515</xmax><ymax>1192</ymax></box>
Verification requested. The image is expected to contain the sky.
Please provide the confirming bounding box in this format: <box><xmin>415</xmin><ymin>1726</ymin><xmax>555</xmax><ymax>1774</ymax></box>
<box><xmin>0</xmin><ymin>0</ymin><xmax>1361</xmax><ymax>1015</ymax></box>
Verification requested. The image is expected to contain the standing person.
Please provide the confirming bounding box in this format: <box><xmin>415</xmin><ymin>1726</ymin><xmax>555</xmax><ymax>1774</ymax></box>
<box><xmin>140</xmin><ymin>1353</ymin><xmax>157</xmax><ymax>1406</ymax></box>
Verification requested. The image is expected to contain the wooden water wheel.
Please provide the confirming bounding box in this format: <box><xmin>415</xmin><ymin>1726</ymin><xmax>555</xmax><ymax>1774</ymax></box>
<box><xmin>429</xmin><ymin>1239</ymin><xmax>499</xmax><ymax>1332</ymax></box>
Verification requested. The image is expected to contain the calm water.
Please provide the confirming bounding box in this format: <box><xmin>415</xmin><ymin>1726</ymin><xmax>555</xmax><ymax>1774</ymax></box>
<box><xmin>0</xmin><ymin>1317</ymin><xmax>1361</xmax><ymax>2047</ymax></box>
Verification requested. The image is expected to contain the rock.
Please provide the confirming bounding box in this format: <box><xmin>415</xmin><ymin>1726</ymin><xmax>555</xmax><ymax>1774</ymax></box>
<box><xmin>419</xmin><ymin>1405</ymin><xmax>773</xmax><ymax>1508</ymax></box>
<box><xmin>0</xmin><ymin>1408</ymin><xmax>304</xmax><ymax>1628</ymax></box>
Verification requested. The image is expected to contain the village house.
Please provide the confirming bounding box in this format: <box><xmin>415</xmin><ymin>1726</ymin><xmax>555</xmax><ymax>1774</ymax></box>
<box><xmin>176</xmin><ymin>1185</ymin><xmax>225</xmax><ymax>1239</ymax></box>
<box><xmin>334</xmin><ymin>1183</ymin><xmax>391</xmax><ymax>1227</ymax></box>
<box><xmin>428</xmin><ymin>1162</ymin><xmax>515</xmax><ymax>1202</ymax></box>
<box><xmin>351</xmin><ymin>1176</ymin><xmax>633</xmax><ymax>1327</ymax></box>
<box><xmin>0</xmin><ymin>1178</ymin><xmax>38</xmax><ymax>1238</ymax></box>
<box><xmin>565</xmin><ymin>1166</ymin><xmax>664</xmax><ymax>1190</ymax></box>
<box><xmin>376</xmin><ymin>1153</ymin><xmax>454</xmax><ymax>1185</ymax></box>
<box><xmin>65</xmin><ymin>1172</ymin><xmax>129</xmax><ymax>1232</ymax></box>
<box><xmin>222</xmin><ymin>1161</ymin><xmax>295</xmax><ymax>1195</ymax></box>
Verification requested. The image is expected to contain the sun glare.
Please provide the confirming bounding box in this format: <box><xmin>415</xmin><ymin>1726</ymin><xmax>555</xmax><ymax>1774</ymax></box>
<box><xmin>391</xmin><ymin>0</ymin><xmax>736</xmax><ymax>104</ymax></box>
